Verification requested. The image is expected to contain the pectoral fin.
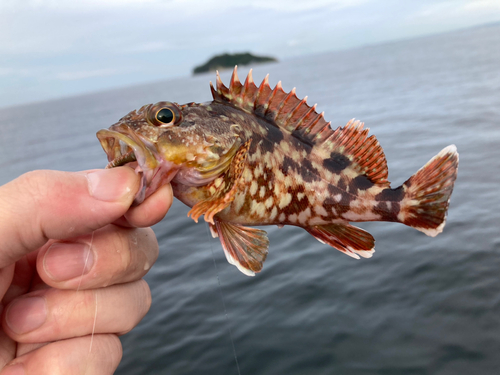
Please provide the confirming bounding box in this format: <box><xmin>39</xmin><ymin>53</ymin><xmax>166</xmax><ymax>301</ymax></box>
<box><xmin>188</xmin><ymin>140</ymin><xmax>250</xmax><ymax>224</ymax></box>
<box><xmin>210</xmin><ymin>219</ymin><xmax>269</xmax><ymax>276</ymax></box>
<box><xmin>306</xmin><ymin>223</ymin><xmax>375</xmax><ymax>259</ymax></box>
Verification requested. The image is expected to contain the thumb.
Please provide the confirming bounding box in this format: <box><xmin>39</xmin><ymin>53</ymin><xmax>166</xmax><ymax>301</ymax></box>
<box><xmin>0</xmin><ymin>167</ymin><xmax>140</xmax><ymax>268</ymax></box>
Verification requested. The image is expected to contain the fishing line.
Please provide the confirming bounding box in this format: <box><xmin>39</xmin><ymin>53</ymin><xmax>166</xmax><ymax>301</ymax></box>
<box><xmin>77</xmin><ymin>230</ymin><xmax>97</xmax><ymax>374</ymax></box>
<box><xmin>88</xmin><ymin>293</ymin><xmax>98</xmax><ymax>354</ymax></box>
<box><xmin>77</xmin><ymin>230</ymin><xmax>94</xmax><ymax>293</ymax></box>
<box><xmin>205</xmin><ymin>224</ymin><xmax>242</xmax><ymax>375</ymax></box>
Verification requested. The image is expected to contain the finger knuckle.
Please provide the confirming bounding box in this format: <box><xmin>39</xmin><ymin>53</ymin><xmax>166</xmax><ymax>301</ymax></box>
<box><xmin>138</xmin><ymin>279</ymin><xmax>152</xmax><ymax>314</ymax></box>
<box><xmin>92</xmin><ymin>334</ymin><xmax>123</xmax><ymax>374</ymax></box>
<box><xmin>120</xmin><ymin>280</ymin><xmax>151</xmax><ymax>334</ymax></box>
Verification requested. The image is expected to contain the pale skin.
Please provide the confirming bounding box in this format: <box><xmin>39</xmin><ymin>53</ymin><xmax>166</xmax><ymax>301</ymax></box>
<box><xmin>0</xmin><ymin>167</ymin><xmax>173</xmax><ymax>374</ymax></box>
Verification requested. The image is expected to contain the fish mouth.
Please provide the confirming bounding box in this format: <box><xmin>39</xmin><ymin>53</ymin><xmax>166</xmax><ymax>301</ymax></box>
<box><xmin>96</xmin><ymin>124</ymin><xmax>178</xmax><ymax>205</ymax></box>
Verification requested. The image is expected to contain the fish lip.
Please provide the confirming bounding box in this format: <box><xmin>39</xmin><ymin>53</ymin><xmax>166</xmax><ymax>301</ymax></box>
<box><xmin>97</xmin><ymin>125</ymin><xmax>157</xmax><ymax>169</ymax></box>
<box><xmin>96</xmin><ymin>125</ymin><xmax>161</xmax><ymax>205</ymax></box>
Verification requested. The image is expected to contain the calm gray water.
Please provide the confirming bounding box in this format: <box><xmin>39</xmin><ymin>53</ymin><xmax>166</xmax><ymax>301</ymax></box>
<box><xmin>1</xmin><ymin>24</ymin><xmax>500</xmax><ymax>374</ymax></box>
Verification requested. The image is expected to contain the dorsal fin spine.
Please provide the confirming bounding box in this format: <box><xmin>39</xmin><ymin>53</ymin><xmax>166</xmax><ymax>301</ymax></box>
<box><xmin>257</xmin><ymin>74</ymin><xmax>270</xmax><ymax>101</ymax></box>
<box><xmin>230</xmin><ymin>66</ymin><xmax>239</xmax><ymax>88</ymax></box>
<box><xmin>229</xmin><ymin>66</ymin><xmax>243</xmax><ymax>96</ymax></box>
<box><xmin>274</xmin><ymin>88</ymin><xmax>300</xmax><ymax>129</ymax></box>
<box><xmin>240</xmin><ymin>69</ymin><xmax>258</xmax><ymax>112</ymax></box>
<box><xmin>265</xmin><ymin>81</ymin><xmax>284</xmax><ymax>118</ymax></box>
<box><xmin>277</xmin><ymin>87</ymin><xmax>296</xmax><ymax>115</ymax></box>
<box><xmin>284</xmin><ymin>96</ymin><xmax>308</xmax><ymax>132</ymax></box>
<box><xmin>315</xmin><ymin>121</ymin><xmax>332</xmax><ymax>140</ymax></box>
<box><xmin>244</xmin><ymin>69</ymin><xmax>254</xmax><ymax>86</ymax></box>
<box><xmin>216</xmin><ymin>71</ymin><xmax>222</xmax><ymax>91</ymax></box>
<box><xmin>294</xmin><ymin>104</ymin><xmax>317</xmax><ymax>132</ymax></box>
<box><xmin>304</xmin><ymin>111</ymin><xmax>324</xmax><ymax>135</ymax></box>
<box><xmin>210</xmin><ymin>81</ymin><xmax>221</xmax><ymax>101</ymax></box>
<box><xmin>209</xmin><ymin>68</ymin><xmax>390</xmax><ymax>185</ymax></box>
<box><xmin>255</xmin><ymin>74</ymin><xmax>270</xmax><ymax>106</ymax></box>
<box><xmin>216</xmin><ymin>71</ymin><xmax>230</xmax><ymax>98</ymax></box>
<box><xmin>276</xmin><ymin>87</ymin><xmax>296</xmax><ymax>116</ymax></box>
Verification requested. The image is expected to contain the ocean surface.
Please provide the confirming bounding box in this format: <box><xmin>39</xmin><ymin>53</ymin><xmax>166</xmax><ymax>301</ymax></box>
<box><xmin>1</xmin><ymin>24</ymin><xmax>500</xmax><ymax>374</ymax></box>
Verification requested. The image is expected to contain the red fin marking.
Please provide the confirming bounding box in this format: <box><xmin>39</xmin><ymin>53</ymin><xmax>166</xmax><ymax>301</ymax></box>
<box><xmin>229</xmin><ymin>67</ymin><xmax>243</xmax><ymax>97</ymax></box>
<box><xmin>264</xmin><ymin>81</ymin><xmax>288</xmax><ymax>122</ymax></box>
<box><xmin>244</xmin><ymin>68</ymin><xmax>255</xmax><ymax>87</ymax></box>
<box><xmin>275</xmin><ymin>87</ymin><xmax>298</xmax><ymax>126</ymax></box>
<box><xmin>210</xmin><ymin>67</ymin><xmax>335</xmax><ymax>145</ymax></box>
<box><xmin>399</xmin><ymin>145</ymin><xmax>459</xmax><ymax>236</ymax></box>
<box><xmin>325</xmin><ymin>120</ymin><xmax>389</xmax><ymax>186</ymax></box>
<box><xmin>304</xmin><ymin>111</ymin><xmax>325</xmax><ymax>136</ymax></box>
<box><xmin>293</xmin><ymin>103</ymin><xmax>317</xmax><ymax>132</ymax></box>
<box><xmin>294</xmin><ymin>105</ymin><xmax>330</xmax><ymax>144</ymax></box>
<box><xmin>306</xmin><ymin>223</ymin><xmax>375</xmax><ymax>259</ymax></box>
<box><xmin>283</xmin><ymin>96</ymin><xmax>309</xmax><ymax>131</ymax></box>
<box><xmin>241</xmin><ymin>69</ymin><xmax>259</xmax><ymax>111</ymax></box>
<box><xmin>216</xmin><ymin>71</ymin><xmax>230</xmax><ymax>98</ymax></box>
<box><xmin>254</xmin><ymin>74</ymin><xmax>273</xmax><ymax>117</ymax></box>
<box><xmin>209</xmin><ymin>82</ymin><xmax>221</xmax><ymax>101</ymax></box>
<box><xmin>214</xmin><ymin>219</ymin><xmax>269</xmax><ymax>276</ymax></box>
<box><xmin>315</xmin><ymin>121</ymin><xmax>333</xmax><ymax>141</ymax></box>
<box><xmin>210</xmin><ymin>68</ymin><xmax>389</xmax><ymax>179</ymax></box>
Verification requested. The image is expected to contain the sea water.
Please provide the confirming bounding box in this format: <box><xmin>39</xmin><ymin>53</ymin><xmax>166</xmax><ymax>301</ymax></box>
<box><xmin>0</xmin><ymin>23</ymin><xmax>499</xmax><ymax>375</ymax></box>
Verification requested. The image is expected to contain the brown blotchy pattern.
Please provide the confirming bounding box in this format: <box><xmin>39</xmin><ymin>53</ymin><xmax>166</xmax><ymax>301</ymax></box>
<box><xmin>99</xmin><ymin>67</ymin><xmax>458</xmax><ymax>276</ymax></box>
<box><xmin>202</xmin><ymin>75</ymin><xmax>386</xmax><ymax>228</ymax></box>
<box><xmin>199</xmin><ymin>103</ymin><xmax>393</xmax><ymax>228</ymax></box>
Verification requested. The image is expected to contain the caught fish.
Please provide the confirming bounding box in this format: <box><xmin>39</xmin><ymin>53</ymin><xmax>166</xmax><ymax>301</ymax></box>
<box><xmin>97</xmin><ymin>67</ymin><xmax>459</xmax><ymax>276</ymax></box>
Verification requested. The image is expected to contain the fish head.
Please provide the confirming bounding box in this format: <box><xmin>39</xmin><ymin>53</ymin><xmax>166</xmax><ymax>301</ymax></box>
<box><xmin>97</xmin><ymin>101</ymin><xmax>242</xmax><ymax>205</ymax></box>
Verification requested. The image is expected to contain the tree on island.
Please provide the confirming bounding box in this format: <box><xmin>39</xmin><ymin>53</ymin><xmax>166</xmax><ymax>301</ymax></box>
<box><xmin>193</xmin><ymin>52</ymin><xmax>277</xmax><ymax>74</ymax></box>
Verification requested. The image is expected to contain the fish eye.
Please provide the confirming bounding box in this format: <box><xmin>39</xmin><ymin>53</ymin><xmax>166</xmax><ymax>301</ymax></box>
<box><xmin>147</xmin><ymin>102</ymin><xmax>182</xmax><ymax>127</ymax></box>
<box><xmin>156</xmin><ymin>108</ymin><xmax>175</xmax><ymax>124</ymax></box>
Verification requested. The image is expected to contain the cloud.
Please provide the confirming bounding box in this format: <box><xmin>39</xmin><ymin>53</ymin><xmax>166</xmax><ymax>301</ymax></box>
<box><xmin>0</xmin><ymin>0</ymin><xmax>498</xmax><ymax>108</ymax></box>
<box><xmin>55</xmin><ymin>68</ymin><xmax>120</xmax><ymax>81</ymax></box>
<box><xmin>412</xmin><ymin>0</ymin><xmax>500</xmax><ymax>18</ymax></box>
<box><xmin>123</xmin><ymin>41</ymin><xmax>175</xmax><ymax>53</ymax></box>
<box><xmin>0</xmin><ymin>67</ymin><xmax>13</xmax><ymax>76</ymax></box>
<box><xmin>461</xmin><ymin>0</ymin><xmax>500</xmax><ymax>12</ymax></box>
<box><xmin>0</xmin><ymin>0</ymin><xmax>368</xmax><ymax>14</ymax></box>
<box><xmin>214</xmin><ymin>0</ymin><xmax>369</xmax><ymax>12</ymax></box>
<box><xmin>0</xmin><ymin>0</ymin><xmax>158</xmax><ymax>11</ymax></box>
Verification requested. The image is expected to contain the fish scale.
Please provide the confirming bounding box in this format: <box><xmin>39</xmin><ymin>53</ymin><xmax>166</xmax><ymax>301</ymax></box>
<box><xmin>97</xmin><ymin>66</ymin><xmax>459</xmax><ymax>276</ymax></box>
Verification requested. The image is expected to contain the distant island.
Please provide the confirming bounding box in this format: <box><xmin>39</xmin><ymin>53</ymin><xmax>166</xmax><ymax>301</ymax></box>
<box><xmin>193</xmin><ymin>52</ymin><xmax>277</xmax><ymax>74</ymax></box>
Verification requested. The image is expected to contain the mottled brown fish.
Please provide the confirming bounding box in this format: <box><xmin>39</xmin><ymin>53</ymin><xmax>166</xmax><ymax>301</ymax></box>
<box><xmin>97</xmin><ymin>67</ymin><xmax>459</xmax><ymax>276</ymax></box>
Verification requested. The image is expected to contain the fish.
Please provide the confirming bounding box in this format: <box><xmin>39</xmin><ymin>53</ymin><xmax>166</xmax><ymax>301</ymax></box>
<box><xmin>97</xmin><ymin>67</ymin><xmax>459</xmax><ymax>276</ymax></box>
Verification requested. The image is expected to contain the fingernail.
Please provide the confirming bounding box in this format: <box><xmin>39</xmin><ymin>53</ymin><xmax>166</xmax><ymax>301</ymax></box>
<box><xmin>86</xmin><ymin>168</ymin><xmax>137</xmax><ymax>202</ymax></box>
<box><xmin>44</xmin><ymin>242</ymin><xmax>94</xmax><ymax>281</ymax></box>
<box><xmin>6</xmin><ymin>297</ymin><xmax>47</xmax><ymax>334</ymax></box>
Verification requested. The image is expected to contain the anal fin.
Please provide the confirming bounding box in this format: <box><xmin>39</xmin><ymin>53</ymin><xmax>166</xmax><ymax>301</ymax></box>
<box><xmin>211</xmin><ymin>219</ymin><xmax>269</xmax><ymax>276</ymax></box>
<box><xmin>306</xmin><ymin>223</ymin><xmax>375</xmax><ymax>259</ymax></box>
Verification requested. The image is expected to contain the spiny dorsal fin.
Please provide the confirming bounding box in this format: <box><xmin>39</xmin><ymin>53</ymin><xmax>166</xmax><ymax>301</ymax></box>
<box><xmin>210</xmin><ymin>66</ymin><xmax>389</xmax><ymax>186</ymax></box>
<box><xmin>210</xmin><ymin>66</ymin><xmax>333</xmax><ymax>145</ymax></box>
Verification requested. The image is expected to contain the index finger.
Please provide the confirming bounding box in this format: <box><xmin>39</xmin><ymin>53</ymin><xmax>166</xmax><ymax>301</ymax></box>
<box><xmin>114</xmin><ymin>183</ymin><xmax>173</xmax><ymax>228</ymax></box>
<box><xmin>0</xmin><ymin>168</ymin><xmax>140</xmax><ymax>268</ymax></box>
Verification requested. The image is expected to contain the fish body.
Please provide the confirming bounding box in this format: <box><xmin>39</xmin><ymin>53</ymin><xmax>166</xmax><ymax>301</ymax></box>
<box><xmin>97</xmin><ymin>67</ymin><xmax>459</xmax><ymax>276</ymax></box>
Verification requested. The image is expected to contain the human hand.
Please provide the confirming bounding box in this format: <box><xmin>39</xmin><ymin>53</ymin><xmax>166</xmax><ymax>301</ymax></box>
<box><xmin>0</xmin><ymin>167</ymin><xmax>172</xmax><ymax>374</ymax></box>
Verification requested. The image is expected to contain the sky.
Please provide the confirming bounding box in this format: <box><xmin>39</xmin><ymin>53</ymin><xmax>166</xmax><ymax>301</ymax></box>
<box><xmin>0</xmin><ymin>0</ymin><xmax>499</xmax><ymax>108</ymax></box>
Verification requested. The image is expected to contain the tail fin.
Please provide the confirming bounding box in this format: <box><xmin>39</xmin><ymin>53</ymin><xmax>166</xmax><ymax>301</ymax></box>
<box><xmin>399</xmin><ymin>145</ymin><xmax>459</xmax><ymax>237</ymax></box>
